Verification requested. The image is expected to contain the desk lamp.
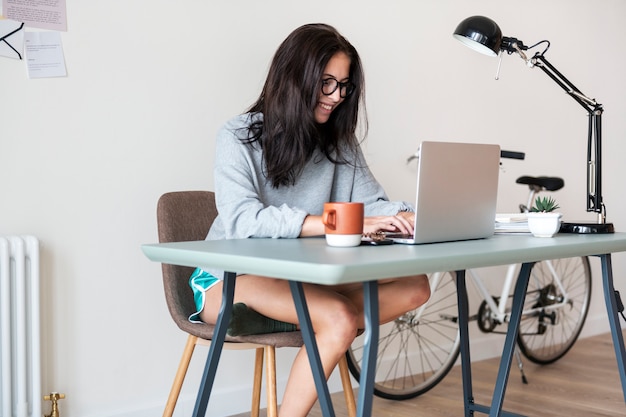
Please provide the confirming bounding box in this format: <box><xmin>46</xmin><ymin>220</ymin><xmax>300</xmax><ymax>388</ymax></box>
<box><xmin>453</xmin><ymin>15</ymin><xmax>614</xmax><ymax>234</ymax></box>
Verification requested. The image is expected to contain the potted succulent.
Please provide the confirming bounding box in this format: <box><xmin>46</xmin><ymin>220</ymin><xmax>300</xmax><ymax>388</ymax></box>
<box><xmin>527</xmin><ymin>196</ymin><xmax>562</xmax><ymax>237</ymax></box>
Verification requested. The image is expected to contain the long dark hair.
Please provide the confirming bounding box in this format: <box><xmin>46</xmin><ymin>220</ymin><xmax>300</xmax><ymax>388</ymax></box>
<box><xmin>245</xmin><ymin>23</ymin><xmax>366</xmax><ymax>188</ymax></box>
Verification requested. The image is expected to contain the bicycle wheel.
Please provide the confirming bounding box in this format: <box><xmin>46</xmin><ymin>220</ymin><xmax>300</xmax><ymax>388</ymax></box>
<box><xmin>517</xmin><ymin>256</ymin><xmax>592</xmax><ymax>364</ymax></box>
<box><xmin>345</xmin><ymin>271</ymin><xmax>460</xmax><ymax>400</ymax></box>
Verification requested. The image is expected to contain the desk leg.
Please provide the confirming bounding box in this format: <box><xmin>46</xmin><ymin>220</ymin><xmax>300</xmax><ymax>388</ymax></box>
<box><xmin>192</xmin><ymin>271</ymin><xmax>236</xmax><ymax>417</ymax></box>
<box><xmin>289</xmin><ymin>280</ymin><xmax>336</xmax><ymax>417</ymax></box>
<box><xmin>357</xmin><ymin>281</ymin><xmax>379</xmax><ymax>417</ymax></box>
<box><xmin>488</xmin><ymin>262</ymin><xmax>533</xmax><ymax>417</ymax></box>
<box><xmin>599</xmin><ymin>254</ymin><xmax>626</xmax><ymax>403</ymax></box>
<box><xmin>455</xmin><ymin>270</ymin><xmax>474</xmax><ymax>417</ymax></box>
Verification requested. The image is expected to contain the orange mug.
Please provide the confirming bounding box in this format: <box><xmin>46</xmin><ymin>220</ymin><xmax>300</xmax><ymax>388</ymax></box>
<box><xmin>322</xmin><ymin>202</ymin><xmax>364</xmax><ymax>247</ymax></box>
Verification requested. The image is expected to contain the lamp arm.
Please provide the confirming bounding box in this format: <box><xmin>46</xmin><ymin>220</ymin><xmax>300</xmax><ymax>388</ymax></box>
<box><xmin>588</xmin><ymin>107</ymin><xmax>605</xmax><ymax>219</ymax></box>
<box><xmin>531</xmin><ymin>53</ymin><xmax>599</xmax><ymax>113</ymax></box>
<box><xmin>529</xmin><ymin>53</ymin><xmax>605</xmax><ymax>220</ymax></box>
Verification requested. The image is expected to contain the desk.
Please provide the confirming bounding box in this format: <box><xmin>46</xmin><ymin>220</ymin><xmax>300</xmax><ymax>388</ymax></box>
<box><xmin>142</xmin><ymin>233</ymin><xmax>626</xmax><ymax>417</ymax></box>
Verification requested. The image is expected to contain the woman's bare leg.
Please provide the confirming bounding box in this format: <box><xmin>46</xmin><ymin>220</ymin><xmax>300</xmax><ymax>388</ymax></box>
<box><xmin>199</xmin><ymin>273</ymin><xmax>430</xmax><ymax>417</ymax></box>
<box><xmin>336</xmin><ymin>274</ymin><xmax>431</xmax><ymax>327</ymax></box>
<box><xmin>201</xmin><ymin>276</ymin><xmax>359</xmax><ymax>417</ymax></box>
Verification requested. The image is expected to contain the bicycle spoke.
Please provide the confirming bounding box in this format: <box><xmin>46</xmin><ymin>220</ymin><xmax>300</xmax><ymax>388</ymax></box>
<box><xmin>345</xmin><ymin>271</ymin><xmax>461</xmax><ymax>400</ymax></box>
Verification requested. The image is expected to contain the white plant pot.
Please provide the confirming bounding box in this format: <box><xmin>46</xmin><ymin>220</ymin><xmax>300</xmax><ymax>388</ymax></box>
<box><xmin>527</xmin><ymin>212</ymin><xmax>563</xmax><ymax>237</ymax></box>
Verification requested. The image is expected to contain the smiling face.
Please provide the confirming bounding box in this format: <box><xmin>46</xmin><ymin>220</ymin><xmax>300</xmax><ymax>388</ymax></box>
<box><xmin>314</xmin><ymin>51</ymin><xmax>351</xmax><ymax>124</ymax></box>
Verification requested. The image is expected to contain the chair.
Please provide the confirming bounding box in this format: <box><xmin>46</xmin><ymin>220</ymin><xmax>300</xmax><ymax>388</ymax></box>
<box><xmin>157</xmin><ymin>191</ymin><xmax>356</xmax><ymax>417</ymax></box>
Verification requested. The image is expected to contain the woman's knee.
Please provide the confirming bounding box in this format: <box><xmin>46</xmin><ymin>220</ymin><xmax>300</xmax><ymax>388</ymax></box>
<box><xmin>404</xmin><ymin>274</ymin><xmax>431</xmax><ymax>310</ymax></box>
<box><xmin>314</xmin><ymin>300</ymin><xmax>359</xmax><ymax>348</ymax></box>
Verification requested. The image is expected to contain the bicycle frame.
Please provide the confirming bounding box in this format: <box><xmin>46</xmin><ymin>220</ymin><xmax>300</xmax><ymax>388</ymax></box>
<box><xmin>475</xmin><ymin>185</ymin><xmax>571</xmax><ymax>324</ymax></box>
<box><xmin>467</xmin><ymin>261</ymin><xmax>571</xmax><ymax>326</ymax></box>
<box><xmin>413</xmin><ymin>260</ymin><xmax>572</xmax><ymax>329</ymax></box>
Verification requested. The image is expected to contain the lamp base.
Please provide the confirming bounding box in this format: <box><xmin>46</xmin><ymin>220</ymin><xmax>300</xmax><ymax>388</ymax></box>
<box><xmin>560</xmin><ymin>222</ymin><xmax>615</xmax><ymax>234</ymax></box>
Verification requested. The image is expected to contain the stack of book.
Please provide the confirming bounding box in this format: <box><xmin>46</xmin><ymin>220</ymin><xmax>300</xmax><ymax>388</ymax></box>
<box><xmin>495</xmin><ymin>213</ymin><xmax>530</xmax><ymax>234</ymax></box>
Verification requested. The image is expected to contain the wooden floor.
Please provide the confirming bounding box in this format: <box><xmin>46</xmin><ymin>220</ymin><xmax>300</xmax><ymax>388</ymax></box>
<box><xmin>231</xmin><ymin>331</ymin><xmax>626</xmax><ymax>417</ymax></box>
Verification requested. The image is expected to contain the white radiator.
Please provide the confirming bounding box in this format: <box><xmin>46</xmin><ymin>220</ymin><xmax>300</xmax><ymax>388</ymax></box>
<box><xmin>0</xmin><ymin>236</ymin><xmax>41</xmax><ymax>417</ymax></box>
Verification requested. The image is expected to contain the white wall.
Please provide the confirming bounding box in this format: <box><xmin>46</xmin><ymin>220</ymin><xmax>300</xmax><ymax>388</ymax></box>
<box><xmin>1</xmin><ymin>1</ymin><xmax>625</xmax><ymax>416</ymax></box>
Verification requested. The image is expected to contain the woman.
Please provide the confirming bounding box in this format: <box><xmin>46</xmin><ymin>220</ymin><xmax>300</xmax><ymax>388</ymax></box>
<box><xmin>191</xmin><ymin>23</ymin><xmax>430</xmax><ymax>417</ymax></box>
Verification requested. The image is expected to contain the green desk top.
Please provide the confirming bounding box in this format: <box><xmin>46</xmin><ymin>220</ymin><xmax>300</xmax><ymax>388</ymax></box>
<box><xmin>142</xmin><ymin>233</ymin><xmax>626</xmax><ymax>285</ymax></box>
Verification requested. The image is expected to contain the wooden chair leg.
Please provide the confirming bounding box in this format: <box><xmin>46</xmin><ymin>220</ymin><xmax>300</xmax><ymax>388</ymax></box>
<box><xmin>163</xmin><ymin>334</ymin><xmax>198</xmax><ymax>417</ymax></box>
<box><xmin>265</xmin><ymin>346</ymin><xmax>278</xmax><ymax>417</ymax></box>
<box><xmin>251</xmin><ymin>348</ymin><xmax>264</xmax><ymax>417</ymax></box>
<box><xmin>338</xmin><ymin>355</ymin><xmax>357</xmax><ymax>417</ymax></box>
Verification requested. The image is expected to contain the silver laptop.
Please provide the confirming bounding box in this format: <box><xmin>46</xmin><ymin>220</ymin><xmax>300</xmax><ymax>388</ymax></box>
<box><xmin>389</xmin><ymin>141</ymin><xmax>500</xmax><ymax>244</ymax></box>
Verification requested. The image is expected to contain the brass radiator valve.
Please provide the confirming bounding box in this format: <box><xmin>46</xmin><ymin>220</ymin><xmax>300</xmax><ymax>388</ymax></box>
<box><xmin>44</xmin><ymin>392</ymin><xmax>65</xmax><ymax>417</ymax></box>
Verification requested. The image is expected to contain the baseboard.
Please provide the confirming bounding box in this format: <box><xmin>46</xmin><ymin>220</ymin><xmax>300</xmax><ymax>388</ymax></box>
<box><xmin>94</xmin><ymin>370</ymin><xmax>348</xmax><ymax>417</ymax></box>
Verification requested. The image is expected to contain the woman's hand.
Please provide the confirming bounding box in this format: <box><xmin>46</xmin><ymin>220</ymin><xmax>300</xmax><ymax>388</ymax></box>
<box><xmin>363</xmin><ymin>212</ymin><xmax>414</xmax><ymax>236</ymax></box>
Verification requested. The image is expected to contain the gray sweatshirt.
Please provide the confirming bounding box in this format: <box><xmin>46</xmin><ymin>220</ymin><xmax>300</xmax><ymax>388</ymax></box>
<box><xmin>205</xmin><ymin>112</ymin><xmax>412</xmax><ymax>277</ymax></box>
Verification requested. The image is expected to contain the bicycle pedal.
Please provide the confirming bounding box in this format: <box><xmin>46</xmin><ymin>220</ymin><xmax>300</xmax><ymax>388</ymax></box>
<box><xmin>440</xmin><ymin>313</ymin><xmax>458</xmax><ymax>323</ymax></box>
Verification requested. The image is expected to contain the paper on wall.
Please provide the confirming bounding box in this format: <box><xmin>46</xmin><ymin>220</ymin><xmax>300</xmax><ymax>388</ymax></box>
<box><xmin>2</xmin><ymin>0</ymin><xmax>67</xmax><ymax>32</ymax></box>
<box><xmin>0</xmin><ymin>17</ymin><xmax>24</xmax><ymax>59</ymax></box>
<box><xmin>24</xmin><ymin>30</ymin><xmax>66</xmax><ymax>78</ymax></box>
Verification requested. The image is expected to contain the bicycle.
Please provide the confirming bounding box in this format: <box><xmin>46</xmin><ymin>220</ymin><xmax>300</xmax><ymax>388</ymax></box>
<box><xmin>345</xmin><ymin>153</ymin><xmax>593</xmax><ymax>400</ymax></box>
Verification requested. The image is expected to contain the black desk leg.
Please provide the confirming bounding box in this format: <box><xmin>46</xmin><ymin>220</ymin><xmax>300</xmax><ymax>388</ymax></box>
<box><xmin>599</xmin><ymin>254</ymin><xmax>626</xmax><ymax>403</ymax></box>
<box><xmin>192</xmin><ymin>271</ymin><xmax>237</xmax><ymax>417</ymax></box>
<box><xmin>357</xmin><ymin>281</ymin><xmax>379</xmax><ymax>417</ymax></box>
<box><xmin>455</xmin><ymin>270</ymin><xmax>477</xmax><ymax>417</ymax></box>
<box><xmin>289</xmin><ymin>280</ymin><xmax>336</xmax><ymax>417</ymax></box>
<box><xmin>457</xmin><ymin>268</ymin><xmax>529</xmax><ymax>417</ymax></box>
<box><xmin>488</xmin><ymin>262</ymin><xmax>533</xmax><ymax>417</ymax></box>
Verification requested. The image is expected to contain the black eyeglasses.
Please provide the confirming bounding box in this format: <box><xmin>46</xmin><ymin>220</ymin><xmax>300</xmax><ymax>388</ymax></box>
<box><xmin>321</xmin><ymin>77</ymin><xmax>355</xmax><ymax>98</ymax></box>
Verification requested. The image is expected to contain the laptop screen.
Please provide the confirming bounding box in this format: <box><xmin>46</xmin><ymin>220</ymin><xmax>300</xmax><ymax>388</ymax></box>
<box><xmin>391</xmin><ymin>141</ymin><xmax>500</xmax><ymax>244</ymax></box>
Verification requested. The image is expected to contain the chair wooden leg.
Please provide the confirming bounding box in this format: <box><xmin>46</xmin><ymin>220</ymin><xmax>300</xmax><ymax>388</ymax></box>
<box><xmin>338</xmin><ymin>355</ymin><xmax>357</xmax><ymax>417</ymax></box>
<box><xmin>251</xmin><ymin>347</ymin><xmax>264</xmax><ymax>417</ymax></box>
<box><xmin>265</xmin><ymin>346</ymin><xmax>278</xmax><ymax>417</ymax></box>
<box><xmin>163</xmin><ymin>334</ymin><xmax>198</xmax><ymax>417</ymax></box>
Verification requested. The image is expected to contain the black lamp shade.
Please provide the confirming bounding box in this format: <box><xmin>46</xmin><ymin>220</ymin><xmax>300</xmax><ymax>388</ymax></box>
<box><xmin>453</xmin><ymin>16</ymin><xmax>503</xmax><ymax>57</ymax></box>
